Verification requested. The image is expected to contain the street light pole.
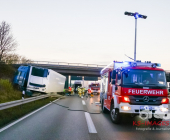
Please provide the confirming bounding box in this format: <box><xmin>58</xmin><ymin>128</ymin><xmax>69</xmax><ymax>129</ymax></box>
<box><xmin>134</xmin><ymin>17</ymin><xmax>137</xmax><ymax>61</ymax></box>
<box><xmin>124</xmin><ymin>11</ymin><xmax>147</xmax><ymax>62</ymax></box>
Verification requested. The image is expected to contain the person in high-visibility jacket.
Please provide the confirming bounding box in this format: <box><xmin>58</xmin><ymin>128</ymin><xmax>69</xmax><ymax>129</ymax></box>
<box><xmin>71</xmin><ymin>87</ymin><xmax>74</xmax><ymax>95</ymax></box>
<box><xmin>82</xmin><ymin>87</ymin><xmax>85</xmax><ymax>96</ymax></box>
<box><xmin>78</xmin><ymin>87</ymin><xmax>82</xmax><ymax>97</ymax></box>
<box><xmin>88</xmin><ymin>89</ymin><xmax>93</xmax><ymax>97</ymax></box>
<box><xmin>68</xmin><ymin>87</ymin><xmax>72</xmax><ymax>96</ymax></box>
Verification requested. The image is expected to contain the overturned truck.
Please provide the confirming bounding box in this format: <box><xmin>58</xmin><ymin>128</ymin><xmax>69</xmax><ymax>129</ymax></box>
<box><xmin>13</xmin><ymin>65</ymin><xmax>66</xmax><ymax>95</ymax></box>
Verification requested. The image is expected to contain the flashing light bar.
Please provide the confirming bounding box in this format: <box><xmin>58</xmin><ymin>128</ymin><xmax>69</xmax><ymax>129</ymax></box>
<box><xmin>122</xmin><ymin>61</ymin><xmax>161</xmax><ymax>68</ymax></box>
<box><xmin>100</xmin><ymin>61</ymin><xmax>161</xmax><ymax>75</ymax></box>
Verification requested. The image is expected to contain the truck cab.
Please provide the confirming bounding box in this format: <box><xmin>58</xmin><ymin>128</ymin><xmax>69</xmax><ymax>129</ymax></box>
<box><xmin>89</xmin><ymin>83</ymin><xmax>100</xmax><ymax>95</ymax></box>
<box><xmin>100</xmin><ymin>61</ymin><xmax>169</xmax><ymax>124</ymax></box>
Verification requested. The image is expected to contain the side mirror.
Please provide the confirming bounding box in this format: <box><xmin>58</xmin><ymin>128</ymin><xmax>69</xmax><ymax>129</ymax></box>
<box><xmin>115</xmin><ymin>86</ymin><xmax>118</xmax><ymax>90</ymax></box>
<box><xmin>112</xmin><ymin>70</ymin><xmax>116</xmax><ymax>79</ymax></box>
<box><xmin>112</xmin><ymin>80</ymin><xmax>115</xmax><ymax>85</ymax></box>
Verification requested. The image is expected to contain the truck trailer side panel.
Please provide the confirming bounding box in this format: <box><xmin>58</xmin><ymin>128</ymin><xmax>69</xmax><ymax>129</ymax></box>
<box><xmin>46</xmin><ymin>69</ymin><xmax>66</xmax><ymax>93</ymax></box>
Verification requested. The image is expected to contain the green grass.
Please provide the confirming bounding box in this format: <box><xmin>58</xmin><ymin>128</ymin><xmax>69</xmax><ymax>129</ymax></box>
<box><xmin>0</xmin><ymin>79</ymin><xmax>22</xmax><ymax>103</ymax></box>
<box><xmin>0</xmin><ymin>63</ymin><xmax>16</xmax><ymax>82</ymax></box>
<box><xmin>0</xmin><ymin>97</ymin><xmax>58</xmax><ymax>128</ymax></box>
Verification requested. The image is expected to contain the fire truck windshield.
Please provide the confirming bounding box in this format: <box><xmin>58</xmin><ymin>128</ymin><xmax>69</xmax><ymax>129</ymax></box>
<box><xmin>123</xmin><ymin>69</ymin><xmax>166</xmax><ymax>87</ymax></box>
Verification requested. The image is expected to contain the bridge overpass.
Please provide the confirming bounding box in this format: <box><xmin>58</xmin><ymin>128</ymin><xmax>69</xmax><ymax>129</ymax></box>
<box><xmin>13</xmin><ymin>61</ymin><xmax>105</xmax><ymax>77</ymax></box>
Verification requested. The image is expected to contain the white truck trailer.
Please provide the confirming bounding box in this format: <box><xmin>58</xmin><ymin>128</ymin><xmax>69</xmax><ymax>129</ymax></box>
<box><xmin>13</xmin><ymin>65</ymin><xmax>66</xmax><ymax>95</ymax></box>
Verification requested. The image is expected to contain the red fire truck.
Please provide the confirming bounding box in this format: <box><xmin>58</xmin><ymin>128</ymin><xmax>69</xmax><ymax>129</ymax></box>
<box><xmin>100</xmin><ymin>61</ymin><xmax>169</xmax><ymax>124</ymax></box>
<box><xmin>89</xmin><ymin>83</ymin><xmax>100</xmax><ymax>95</ymax></box>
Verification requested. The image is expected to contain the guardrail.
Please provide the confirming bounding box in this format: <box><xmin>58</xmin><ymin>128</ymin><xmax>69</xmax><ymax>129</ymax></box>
<box><xmin>0</xmin><ymin>95</ymin><xmax>49</xmax><ymax>111</ymax></box>
<box><xmin>7</xmin><ymin>60</ymin><xmax>107</xmax><ymax>68</ymax></box>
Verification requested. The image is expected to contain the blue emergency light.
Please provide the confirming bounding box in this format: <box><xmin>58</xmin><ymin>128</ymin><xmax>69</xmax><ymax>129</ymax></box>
<box><xmin>134</xmin><ymin>13</ymin><xmax>139</xmax><ymax>19</ymax></box>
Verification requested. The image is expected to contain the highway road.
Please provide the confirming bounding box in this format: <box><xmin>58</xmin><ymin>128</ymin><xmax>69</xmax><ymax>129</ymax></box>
<box><xmin>0</xmin><ymin>94</ymin><xmax>170</xmax><ymax>140</ymax></box>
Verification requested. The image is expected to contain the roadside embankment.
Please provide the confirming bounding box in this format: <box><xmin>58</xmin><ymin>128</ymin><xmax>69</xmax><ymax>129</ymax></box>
<box><xmin>0</xmin><ymin>79</ymin><xmax>22</xmax><ymax>103</ymax></box>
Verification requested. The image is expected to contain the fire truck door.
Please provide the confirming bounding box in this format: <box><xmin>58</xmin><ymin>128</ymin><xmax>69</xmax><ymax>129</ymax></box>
<box><xmin>107</xmin><ymin>71</ymin><xmax>112</xmax><ymax>110</ymax></box>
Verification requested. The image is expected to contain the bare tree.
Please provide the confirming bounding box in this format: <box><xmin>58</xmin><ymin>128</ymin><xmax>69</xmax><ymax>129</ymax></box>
<box><xmin>0</xmin><ymin>21</ymin><xmax>17</xmax><ymax>61</ymax></box>
<box><xmin>2</xmin><ymin>53</ymin><xmax>31</xmax><ymax>64</ymax></box>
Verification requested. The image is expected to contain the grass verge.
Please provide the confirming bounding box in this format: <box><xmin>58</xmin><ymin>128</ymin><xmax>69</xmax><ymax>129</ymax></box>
<box><xmin>0</xmin><ymin>79</ymin><xmax>22</xmax><ymax>103</ymax></box>
<box><xmin>0</xmin><ymin>97</ymin><xmax>58</xmax><ymax>128</ymax></box>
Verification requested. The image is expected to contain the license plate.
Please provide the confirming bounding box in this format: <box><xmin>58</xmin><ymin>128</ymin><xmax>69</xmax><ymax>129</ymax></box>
<box><xmin>140</xmin><ymin>106</ymin><xmax>152</xmax><ymax>110</ymax></box>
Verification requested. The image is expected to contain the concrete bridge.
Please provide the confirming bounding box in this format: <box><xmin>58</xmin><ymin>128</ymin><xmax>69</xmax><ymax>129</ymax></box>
<box><xmin>12</xmin><ymin>61</ymin><xmax>106</xmax><ymax>77</ymax></box>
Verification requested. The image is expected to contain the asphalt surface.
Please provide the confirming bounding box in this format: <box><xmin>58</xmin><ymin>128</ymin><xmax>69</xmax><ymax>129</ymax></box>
<box><xmin>0</xmin><ymin>94</ymin><xmax>170</xmax><ymax>140</ymax></box>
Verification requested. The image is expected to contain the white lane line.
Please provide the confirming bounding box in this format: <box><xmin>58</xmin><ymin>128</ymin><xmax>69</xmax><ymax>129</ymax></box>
<box><xmin>0</xmin><ymin>98</ymin><xmax>60</xmax><ymax>133</ymax></box>
<box><xmin>82</xmin><ymin>100</ymin><xmax>86</xmax><ymax>105</ymax></box>
<box><xmin>84</xmin><ymin>112</ymin><xmax>97</xmax><ymax>133</ymax></box>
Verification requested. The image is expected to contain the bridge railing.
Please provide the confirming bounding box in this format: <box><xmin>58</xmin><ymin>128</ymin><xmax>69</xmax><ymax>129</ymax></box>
<box><xmin>11</xmin><ymin>60</ymin><xmax>107</xmax><ymax>68</ymax></box>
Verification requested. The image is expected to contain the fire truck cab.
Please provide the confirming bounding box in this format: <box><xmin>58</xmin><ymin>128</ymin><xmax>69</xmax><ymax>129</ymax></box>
<box><xmin>100</xmin><ymin>61</ymin><xmax>169</xmax><ymax>124</ymax></box>
<box><xmin>89</xmin><ymin>83</ymin><xmax>100</xmax><ymax>95</ymax></box>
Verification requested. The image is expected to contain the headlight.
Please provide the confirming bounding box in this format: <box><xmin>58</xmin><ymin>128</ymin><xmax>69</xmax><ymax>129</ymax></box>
<box><xmin>160</xmin><ymin>108</ymin><xmax>168</xmax><ymax>112</ymax></box>
<box><xmin>121</xmin><ymin>106</ymin><xmax>131</xmax><ymax>110</ymax></box>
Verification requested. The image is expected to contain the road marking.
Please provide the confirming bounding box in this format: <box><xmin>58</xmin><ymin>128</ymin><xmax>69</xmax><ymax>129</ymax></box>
<box><xmin>0</xmin><ymin>98</ymin><xmax>60</xmax><ymax>133</ymax></box>
<box><xmin>84</xmin><ymin>112</ymin><xmax>97</xmax><ymax>133</ymax></box>
<box><xmin>82</xmin><ymin>100</ymin><xmax>86</xmax><ymax>105</ymax></box>
<box><xmin>95</xmin><ymin>102</ymin><xmax>101</xmax><ymax>106</ymax></box>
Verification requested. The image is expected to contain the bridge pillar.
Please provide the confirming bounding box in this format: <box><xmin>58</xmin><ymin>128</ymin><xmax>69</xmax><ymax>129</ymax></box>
<box><xmin>64</xmin><ymin>75</ymin><xmax>69</xmax><ymax>89</ymax></box>
<box><xmin>69</xmin><ymin>75</ymin><xmax>71</xmax><ymax>87</ymax></box>
<box><xmin>82</xmin><ymin>76</ymin><xmax>84</xmax><ymax>87</ymax></box>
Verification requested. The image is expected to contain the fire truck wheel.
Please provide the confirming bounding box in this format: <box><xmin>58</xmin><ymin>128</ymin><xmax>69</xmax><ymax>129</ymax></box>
<box><xmin>110</xmin><ymin>104</ymin><xmax>121</xmax><ymax>124</ymax></box>
<box><xmin>101</xmin><ymin>99</ymin><xmax>107</xmax><ymax>113</ymax></box>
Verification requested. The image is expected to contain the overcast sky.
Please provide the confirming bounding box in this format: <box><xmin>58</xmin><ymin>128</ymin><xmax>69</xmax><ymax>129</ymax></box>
<box><xmin>1</xmin><ymin>0</ymin><xmax>170</xmax><ymax>70</ymax></box>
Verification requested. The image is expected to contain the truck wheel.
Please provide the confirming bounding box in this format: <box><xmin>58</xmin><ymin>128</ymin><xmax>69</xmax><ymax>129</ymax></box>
<box><xmin>101</xmin><ymin>99</ymin><xmax>107</xmax><ymax>113</ymax></box>
<box><xmin>110</xmin><ymin>104</ymin><xmax>121</xmax><ymax>124</ymax></box>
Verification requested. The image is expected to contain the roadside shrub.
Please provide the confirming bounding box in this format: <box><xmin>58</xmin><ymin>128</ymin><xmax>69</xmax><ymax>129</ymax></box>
<box><xmin>0</xmin><ymin>79</ymin><xmax>13</xmax><ymax>92</ymax></box>
<box><xmin>0</xmin><ymin>79</ymin><xmax>21</xmax><ymax>103</ymax></box>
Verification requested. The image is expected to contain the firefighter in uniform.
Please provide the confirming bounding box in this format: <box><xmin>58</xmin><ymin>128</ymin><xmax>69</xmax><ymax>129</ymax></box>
<box><xmin>82</xmin><ymin>87</ymin><xmax>85</xmax><ymax>96</ymax></box>
<box><xmin>71</xmin><ymin>87</ymin><xmax>74</xmax><ymax>95</ymax></box>
<box><xmin>91</xmin><ymin>91</ymin><xmax>94</xmax><ymax>97</ymax></box>
<box><xmin>78</xmin><ymin>87</ymin><xmax>82</xmax><ymax>97</ymax></box>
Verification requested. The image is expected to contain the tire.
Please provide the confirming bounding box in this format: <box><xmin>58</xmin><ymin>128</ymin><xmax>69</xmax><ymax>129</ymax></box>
<box><xmin>110</xmin><ymin>104</ymin><xmax>121</xmax><ymax>124</ymax></box>
<box><xmin>101</xmin><ymin>99</ymin><xmax>107</xmax><ymax>113</ymax></box>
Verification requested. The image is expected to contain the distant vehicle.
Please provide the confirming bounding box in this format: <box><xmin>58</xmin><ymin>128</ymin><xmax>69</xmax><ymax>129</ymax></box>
<box><xmin>13</xmin><ymin>65</ymin><xmax>66</xmax><ymax>96</ymax></box>
<box><xmin>72</xmin><ymin>81</ymin><xmax>82</xmax><ymax>93</ymax></box>
<box><xmin>88</xmin><ymin>83</ymin><xmax>100</xmax><ymax>95</ymax></box>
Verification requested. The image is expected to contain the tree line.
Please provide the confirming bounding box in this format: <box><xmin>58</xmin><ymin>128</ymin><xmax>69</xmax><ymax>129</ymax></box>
<box><xmin>0</xmin><ymin>21</ymin><xmax>30</xmax><ymax>64</ymax></box>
